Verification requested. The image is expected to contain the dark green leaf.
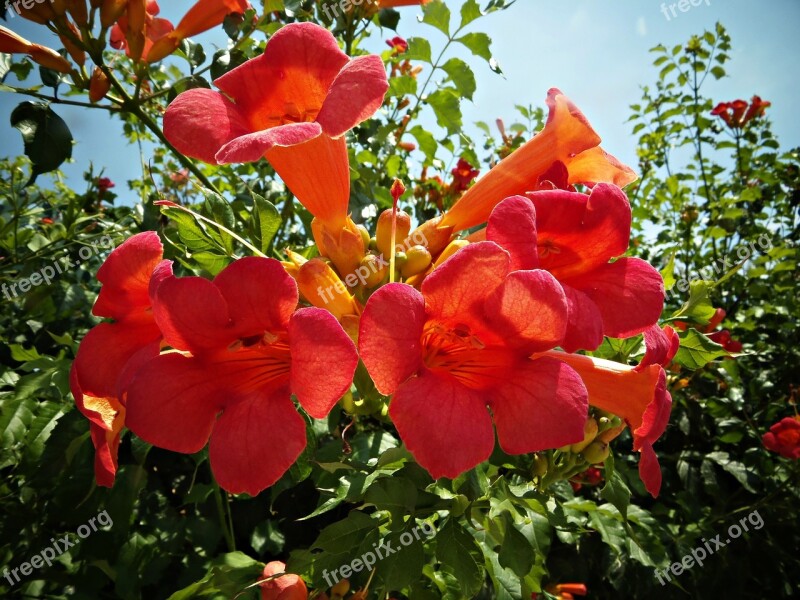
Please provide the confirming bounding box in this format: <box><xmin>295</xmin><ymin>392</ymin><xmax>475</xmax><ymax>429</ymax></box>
<box><xmin>10</xmin><ymin>101</ymin><xmax>73</xmax><ymax>183</ymax></box>
<box><xmin>441</xmin><ymin>58</ymin><xmax>476</xmax><ymax>100</ymax></box>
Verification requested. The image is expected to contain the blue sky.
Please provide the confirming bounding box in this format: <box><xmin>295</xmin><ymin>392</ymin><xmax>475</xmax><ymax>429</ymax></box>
<box><xmin>1</xmin><ymin>0</ymin><xmax>798</xmax><ymax>193</ymax></box>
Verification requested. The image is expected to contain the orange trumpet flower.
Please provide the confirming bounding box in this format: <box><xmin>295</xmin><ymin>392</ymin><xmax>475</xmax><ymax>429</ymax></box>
<box><xmin>440</xmin><ymin>88</ymin><xmax>637</xmax><ymax>232</ymax></box>
<box><xmin>0</xmin><ymin>25</ymin><xmax>72</xmax><ymax>73</ymax></box>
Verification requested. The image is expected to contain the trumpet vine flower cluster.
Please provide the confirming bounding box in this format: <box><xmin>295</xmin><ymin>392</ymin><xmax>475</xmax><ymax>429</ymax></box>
<box><xmin>71</xmin><ymin>21</ymin><xmax>676</xmax><ymax>499</ymax></box>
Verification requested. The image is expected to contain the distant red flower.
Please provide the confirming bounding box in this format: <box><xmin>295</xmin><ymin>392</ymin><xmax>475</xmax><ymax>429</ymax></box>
<box><xmin>762</xmin><ymin>416</ymin><xmax>800</xmax><ymax>459</ymax></box>
<box><xmin>450</xmin><ymin>158</ymin><xmax>480</xmax><ymax>194</ymax></box>
<box><xmin>97</xmin><ymin>177</ymin><xmax>116</xmax><ymax>195</ymax></box>
<box><xmin>169</xmin><ymin>168</ymin><xmax>190</xmax><ymax>185</ymax></box>
<box><xmin>41</xmin><ymin>217</ymin><xmax>55</xmax><ymax>225</ymax></box>
<box><xmin>712</xmin><ymin>95</ymin><xmax>771</xmax><ymax>129</ymax></box>
<box><xmin>707</xmin><ymin>329</ymin><xmax>743</xmax><ymax>353</ymax></box>
<box><xmin>260</xmin><ymin>561</ymin><xmax>307</xmax><ymax>600</ymax></box>
<box><xmin>70</xmin><ymin>232</ymin><xmax>173</xmax><ymax>487</ymax></box>
<box><xmin>109</xmin><ymin>0</ymin><xmax>174</xmax><ymax>61</ymax></box>
<box><xmin>386</xmin><ymin>36</ymin><xmax>408</xmax><ymax>53</ymax></box>
<box><xmin>360</xmin><ymin>209</ymin><xmax>589</xmax><ymax>479</ymax></box>
<box><xmin>125</xmin><ymin>257</ymin><xmax>358</xmax><ymax>495</ymax></box>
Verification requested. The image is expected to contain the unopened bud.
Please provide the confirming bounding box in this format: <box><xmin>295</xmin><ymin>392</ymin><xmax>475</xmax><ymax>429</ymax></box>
<box><xmin>531</xmin><ymin>454</ymin><xmax>548</xmax><ymax>477</ymax></box>
<box><xmin>357</xmin><ymin>224</ymin><xmax>371</xmax><ymax>250</ymax></box>
<box><xmin>360</xmin><ymin>254</ymin><xmax>387</xmax><ymax>288</ymax></box>
<box><xmin>570</xmin><ymin>418</ymin><xmax>599</xmax><ymax>453</ymax></box>
<box><xmin>580</xmin><ymin>440</ymin><xmax>610</xmax><ymax>464</ymax></box>
<box><xmin>331</xmin><ymin>579</ymin><xmax>350</xmax><ymax>598</ymax></box>
<box><xmin>400</xmin><ymin>245</ymin><xmax>432</xmax><ymax>278</ymax></box>
<box><xmin>376</xmin><ymin>208</ymin><xmax>411</xmax><ymax>258</ymax></box>
<box><xmin>433</xmin><ymin>239</ymin><xmax>469</xmax><ymax>267</ymax></box>
<box><xmin>89</xmin><ymin>67</ymin><xmax>110</xmax><ymax>102</ymax></box>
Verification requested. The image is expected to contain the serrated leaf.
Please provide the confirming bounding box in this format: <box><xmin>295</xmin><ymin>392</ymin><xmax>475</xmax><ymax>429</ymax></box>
<box><xmin>250</xmin><ymin>193</ymin><xmax>281</xmax><ymax>253</ymax></box>
<box><xmin>673</xmin><ymin>328</ymin><xmax>730</xmax><ymax>369</ymax></box>
<box><xmin>498</xmin><ymin>512</ymin><xmax>535</xmax><ymax>577</ymax></box>
<box><xmin>408</xmin><ymin>125</ymin><xmax>437</xmax><ymax>162</ymax></box>
<box><xmin>312</xmin><ymin>511</ymin><xmax>378</xmax><ymax>552</ymax></box>
<box><xmin>406</xmin><ymin>36</ymin><xmax>432</xmax><ymax>63</ymax></box>
<box><xmin>421</xmin><ymin>0</ymin><xmax>450</xmax><ymax>36</ymax></box>
<box><xmin>435</xmin><ymin>520</ymin><xmax>484</xmax><ymax>597</ymax></box>
<box><xmin>599</xmin><ymin>456</ymin><xmax>631</xmax><ymax>520</ymax></box>
<box><xmin>364</xmin><ymin>476</ymin><xmax>418</xmax><ymax>527</ymax></box>
<box><xmin>456</xmin><ymin>32</ymin><xmax>492</xmax><ymax>62</ymax></box>
<box><xmin>460</xmin><ymin>0</ymin><xmax>482</xmax><ymax>27</ymax></box>
<box><xmin>440</xmin><ymin>58</ymin><xmax>476</xmax><ymax>100</ymax></box>
<box><xmin>427</xmin><ymin>88</ymin><xmax>462</xmax><ymax>134</ymax></box>
<box><xmin>10</xmin><ymin>101</ymin><xmax>73</xmax><ymax>184</ymax></box>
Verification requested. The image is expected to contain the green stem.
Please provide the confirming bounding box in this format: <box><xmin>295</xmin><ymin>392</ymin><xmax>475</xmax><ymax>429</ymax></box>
<box><xmin>3</xmin><ymin>86</ymin><xmax>119</xmax><ymax>111</ymax></box>
<box><xmin>212</xmin><ymin>475</ymin><xmax>236</xmax><ymax>552</ymax></box>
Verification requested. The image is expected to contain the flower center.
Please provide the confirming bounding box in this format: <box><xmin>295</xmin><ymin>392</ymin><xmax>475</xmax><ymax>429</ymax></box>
<box><xmin>222</xmin><ymin>333</ymin><xmax>292</xmax><ymax>393</ymax></box>
<box><xmin>421</xmin><ymin>322</ymin><xmax>511</xmax><ymax>389</ymax></box>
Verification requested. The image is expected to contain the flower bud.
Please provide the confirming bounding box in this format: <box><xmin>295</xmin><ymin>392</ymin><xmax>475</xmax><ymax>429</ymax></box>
<box><xmin>376</xmin><ymin>208</ymin><xmax>411</xmax><ymax>258</ymax></box>
<box><xmin>331</xmin><ymin>579</ymin><xmax>350</xmax><ymax>599</ymax></box>
<box><xmin>89</xmin><ymin>67</ymin><xmax>111</xmax><ymax>102</ymax></box>
<box><xmin>400</xmin><ymin>245</ymin><xmax>432</xmax><ymax>278</ymax></box>
<box><xmin>433</xmin><ymin>239</ymin><xmax>469</xmax><ymax>267</ymax></box>
<box><xmin>580</xmin><ymin>440</ymin><xmax>610</xmax><ymax>464</ymax></box>
<box><xmin>570</xmin><ymin>418</ymin><xmax>599</xmax><ymax>453</ymax></box>
<box><xmin>531</xmin><ymin>453</ymin><xmax>548</xmax><ymax>477</ymax></box>
<box><xmin>360</xmin><ymin>254</ymin><xmax>387</xmax><ymax>288</ymax></box>
<box><xmin>404</xmin><ymin>215</ymin><xmax>454</xmax><ymax>258</ymax></box>
<box><xmin>296</xmin><ymin>258</ymin><xmax>359</xmax><ymax>321</ymax></box>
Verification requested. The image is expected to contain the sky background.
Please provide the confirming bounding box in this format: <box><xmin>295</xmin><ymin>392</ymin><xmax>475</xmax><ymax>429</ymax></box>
<box><xmin>1</xmin><ymin>0</ymin><xmax>799</xmax><ymax>195</ymax></box>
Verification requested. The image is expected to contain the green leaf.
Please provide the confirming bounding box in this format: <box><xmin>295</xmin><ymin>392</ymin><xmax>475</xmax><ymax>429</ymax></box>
<box><xmin>210</xmin><ymin>48</ymin><xmax>247</xmax><ymax>79</ymax></box>
<box><xmin>409</xmin><ymin>125</ymin><xmax>438</xmax><ymax>163</ymax></box>
<box><xmin>661</xmin><ymin>251</ymin><xmax>677</xmax><ymax>291</ymax></box>
<box><xmin>435</xmin><ymin>520</ymin><xmax>484</xmax><ymax>597</ymax></box>
<box><xmin>10</xmin><ymin>101</ymin><xmax>73</xmax><ymax>184</ymax></box>
<box><xmin>440</xmin><ymin>58</ymin><xmax>476</xmax><ymax>100</ymax></box>
<box><xmin>673</xmin><ymin>328</ymin><xmax>731</xmax><ymax>370</ymax></box>
<box><xmin>312</xmin><ymin>511</ymin><xmax>378</xmax><ymax>552</ymax></box>
<box><xmin>421</xmin><ymin>0</ymin><xmax>451</xmax><ymax>36</ymax></box>
<box><xmin>250</xmin><ymin>193</ymin><xmax>281</xmax><ymax>253</ymax></box>
<box><xmin>406</xmin><ymin>37</ymin><xmax>432</xmax><ymax>63</ymax></box>
<box><xmin>498</xmin><ymin>512</ymin><xmax>535</xmax><ymax>577</ymax></box>
<box><xmin>166</xmin><ymin>552</ymin><xmax>263</xmax><ymax>600</ymax></box>
<box><xmin>364</xmin><ymin>476</ymin><xmax>418</xmax><ymax>527</ymax></box>
<box><xmin>378</xmin><ymin>8</ymin><xmax>401</xmax><ymax>30</ymax></box>
<box><xmin>427</xmin><ymin>88</ymin><xmax>462</xmax><ymax>134</ymax></box>
<box><xmin>460</xmin><ymin>0</ymin><xmax>483</xmax><ymax>28</ymax></box>
<box><xmin>456</xmin><ymin>32</ymin><xmax>492</xmax><ymax>62</ymax></box>
<box><xmin>387</xmin><ymin>74</ymin><xmax>417</xmax><ymax>98</ymax></box>
<box><xmin>379</xmin><ymin>527</ymin><xmax>426</xmax><ymax>589</ymax></box>
<box><xmin>178</xmin><ymin>39</ymin><xmax>206</xmax><ymax>69</ymax></box>
<box><xmin>599</xmin><ymin>455</ymin><xmax>631</xmax><ymax>520</ymax></box>
<box><xmin>671</xmin><ymin>279</ymin><xmax>717</xmax><ymax>323</ymax></box>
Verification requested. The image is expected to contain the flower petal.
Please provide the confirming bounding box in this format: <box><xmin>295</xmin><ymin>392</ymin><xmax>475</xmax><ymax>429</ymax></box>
<box><xmin>566</xmin><ymin>257</ymin><xmax>665</xmax><ymax>338</ymax></box>
<box><xmin>485</xmin><ymin>195</ymin><xmax>539</xmax><ymax>271</ymax></box>
<box><xmin>565</xmin><ymin>146</ymin><xmax>637</xmax><ymax>188</ymax></box>
<box><xmin>209</xmin><ymin>385</ymin><xmax>306</xmax><ymax>495</ymax></box>
<box><xmin>265</xmin><ymin>134</ymin><xmax>351</xmax><ymax>227</ymax></box>
<box><xmin>484</xmin><ymin>269</ymin><xmax>568</xmax><ymax>352</ymax></box>
<box><xmin>153</xmin><ymin>275</ymin><xmax>233</xmax><ymax>352</ymax></box>
<box><xmin>317</xmin><ymin>54</ymin><xmax>389</xmax><ymax>138</ymax></box>
<box><xmin>636</xmin><ymin>324</ymin><xmax>679</xmax><ymax>370</ymax></box>
<box><xmin>213</xmin><ymin>257</ymin><xmax>299</xmax><ymax>336</ymax></box>
<box><xmin>215</xmin><ymin>122</ymin><xmax>322</xmax><ymax>164</ymax></box>
<box><xmin>289</xmin><ymin>307</ymin><xmax>358</xmax><ymax>419</ymax></box>
<box><xmin>491</xmin><ymin>357</ymin><xmax>588</xmax><ymax>454</ymax></box>
<box><xmin>93</xmin><ymin>231</ymin><xmax>164</xmax><ymax>320</ymax></box>
<box><xmin>163</xmin><ymin>88</ymin><xmax>250</xmax><ymax>164</ymax></box>
<box><xmin>214</xmin><ymin>22</ymin><xmax>349</xmax><ymax>125</ymax></box>
<box><xmin>389</xmin><ymin>369</ymin><xmax>494</xmax><ymax>479</ymax></box>
<box><xmin>421</xmin><ymin>242</ymin><xmax>509</xmax><ymax>329</ymax></box>
<box><xmin>359</xmin><ymin>283</ymin><xmax>426</xmax><ymax>395</ymax></box>
<box><xmin>561</xmin><ymin>285</ymin><xmax>604</xmax><ymax>353</ymax></box>
<box><xmin>72</xmin><ymin>321</ymin><xmax>162</xmax><ymax>398</ymax></box>
<box><xmin>126</xmin><ymin>353</ymin><xmax>223</xmax><ymax>453</ymax></box>
<box><xmin>527</xmin><ymin>183</ymin><xmax>631</xmax><ymax>280</ymax></box>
